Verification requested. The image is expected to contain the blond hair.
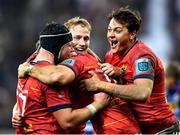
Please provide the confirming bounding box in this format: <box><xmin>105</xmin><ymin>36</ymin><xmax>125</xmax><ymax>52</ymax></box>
<box><xmin>64</xmin><ymin>17</ymin><xmax>91</xmax><ymax>31</ymax></box>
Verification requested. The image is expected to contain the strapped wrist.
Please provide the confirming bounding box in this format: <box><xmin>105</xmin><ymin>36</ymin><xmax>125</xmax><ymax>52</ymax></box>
<box><xmin>25</xmin><ymin>65</ymin><xmax>33</xmax><ymax>76</ymax></box>
<box><xmin>86</xmin><ymin>104</ymin><xmax>97</xmax><ymax>116</ymax></box>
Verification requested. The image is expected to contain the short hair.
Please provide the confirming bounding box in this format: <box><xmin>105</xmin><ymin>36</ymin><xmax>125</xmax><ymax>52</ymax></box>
<box><xmin>64</xmin><ymin>17</ymin><xmax>92</xmax><ymax>31</ymax></box>
<box><xmin>108</xmin><ymin>7</ymin><xmax>142</xmax><ymax>33</ymax></box>
<box><xmin>166</xmin><ymin>61</ymin><xmax>180</xmax><ymax>82</ymax></box>
<box><xmin>40</xmin><ymin>22</ymin><xmax>69</xmax><ymax>35</ymax></box>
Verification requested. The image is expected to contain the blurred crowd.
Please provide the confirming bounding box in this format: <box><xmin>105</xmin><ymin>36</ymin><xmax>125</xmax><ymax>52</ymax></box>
<box><xmin>0</xmin><ymin>0</ymin><xmax>179</xmax><ymax>130</ymax></box>
<box><xmin>166</xmin><ymin>61</ymin><xmax>180</xmax><ymax>119</ymax></box>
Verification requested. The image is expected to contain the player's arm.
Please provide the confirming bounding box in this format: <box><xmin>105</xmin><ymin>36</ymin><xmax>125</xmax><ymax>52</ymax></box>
<box><xmin>52</xmin><ymin>92</ymin><xmax>109</xmax><ymax>132</ymax></box>
<box><xmin>18</xmin><ymin>62</ymin><xmax>75</xmax><ymax>86</ymax></box>
<box><xmin>81</xmin><ymin>71</ymin><xmax>153</xmax><ymax>101</ymax></box>
<box><xmin>81</xmin><ymin>57</ymin><xmax>154</xmax><ymax>101</ymax></box>
<box><xmin>94</xmin><ymin>77</ymin><xmax>152</xmax><ymax>101</ymax></box>
<box><xmin>12</xmin><ymin>103</ymin><xmax>23</xmax><ymax>128</ymax></box>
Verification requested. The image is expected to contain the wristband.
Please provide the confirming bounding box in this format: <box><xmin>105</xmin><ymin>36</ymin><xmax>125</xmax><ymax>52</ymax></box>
<box><xmin>86</xmin><ymin>104</ymin><xmax>97</xmax><ymax>116</ymax></box>
<box><xmin>25</xmin><ymin>65</ymin><xmax>33</xmax><ymax>76</ymax></box>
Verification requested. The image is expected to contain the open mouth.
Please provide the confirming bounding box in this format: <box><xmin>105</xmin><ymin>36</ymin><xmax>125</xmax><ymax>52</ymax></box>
<box><xmin>75</xmin><ymin>48</ymin><xmax>86</xmax><ymax>52</ymax></box>
<box><xmin>111</xmin><ymin>40</ymin><xmax>118</xmax><ymax>47</ymax></box>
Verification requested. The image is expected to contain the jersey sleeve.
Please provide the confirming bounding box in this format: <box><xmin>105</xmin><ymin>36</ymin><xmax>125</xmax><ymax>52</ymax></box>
<box><xmin>59</xmin><ymin>58</ymin><xmax>84</xmax><ymax>77</ymax></box>
<box><xmin>45</xmin><ymin>85</ymin><xmax>72</xmax><ymax>112</ymax></box>
<box><xmin>133</xmin><ymin>57</ymin><xmax>155</xmax><ymax>80</ymax></box>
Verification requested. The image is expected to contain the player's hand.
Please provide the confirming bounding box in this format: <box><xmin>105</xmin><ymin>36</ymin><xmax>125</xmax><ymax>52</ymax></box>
<box><xmin>99</xmin><ymin>63</ymin><xmax>116</xmax><ymax>76</ymax></box>
<box><xmin>80</xmin><ymin>71</ymin><xmax>100</xmax><ymax>92</ymax></box>
<box><xmin>18</xmin><ymin>62</ymin><xmax>31</xmax><ymax>78</ymax></box>
<box><xmin>94</xmin><ymin>92</ymin><xmax>110</xmax><ymax>109</ymax></box>
<box><xmin>12</xmin><ymin>113</ymin><xmax>23</xmax><ymax>129</ymax></box>
<box><xmin>99</xmin><ymin>63</ymin><xmax>120</xmax><ymax>77</ymax></box>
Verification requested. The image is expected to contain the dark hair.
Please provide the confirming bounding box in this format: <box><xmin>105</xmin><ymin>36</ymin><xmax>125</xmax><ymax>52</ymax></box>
<box><xmin>108</xmin><ymin>7</ymin><xmax>142</xmax><ymax>33</ymax></box>
<box><xmin>166</xmin><ymin>61</ymin><xmax>180</xmax><ymax>82</ymax></box>
<box><xmin>40</xmin><ymin>22</ymin><xmax>69</xmax><ymax>35</ymax></box>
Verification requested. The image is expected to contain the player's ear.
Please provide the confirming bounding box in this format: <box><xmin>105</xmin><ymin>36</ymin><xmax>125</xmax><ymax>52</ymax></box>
<box><xmin>129</xmin><ymin>31</ymin><xmax>137</xmax><ymax>42</ymax></box>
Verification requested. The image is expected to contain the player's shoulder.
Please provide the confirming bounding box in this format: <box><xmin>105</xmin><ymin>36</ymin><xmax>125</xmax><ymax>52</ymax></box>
<box><xmin>31</xmin><ymin>61</ymin><xmax>52</xmax><ymax>67</ymax></box>
<box><xmin>60</xmin><ymin>58</ymin><xmax>77</xmax><ymax>67</ymax></box>
<box><xmin>70</xmin><ymin>53</ymin><xmax>94</xmax><ymax>62</ymax></box>
<box><xmin>105</xmin><ymin>50</ymin><xmax>113</xmax><ymax>56</ymax></box>
<box><xmin>105</xmin><ymin>50</ymin><xmax>113</xmax><ymax>59</ymax></box>
<box><xmin>136</xmin><ymin>41</ymin><xmax>154</xmax><ymax>54</ymax></box>
<box><xmin>134</xmin><ymin>40</ymin><xmax>157</xmax><ymax>59</ymax></box>
<box><xmin>60</xmin><ymin>54</ymin><xmax>85</xmax><ymax>67</ymax></box>
<box><xmin>61</xmin><ymin>53</ymin><xmax>97</xmax><ymax>67</ymax></box>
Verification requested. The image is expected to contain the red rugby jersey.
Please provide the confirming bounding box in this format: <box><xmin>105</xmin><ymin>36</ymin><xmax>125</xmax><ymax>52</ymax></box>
<box><xmin>61</xmin><ymin>53</ymin><xmax>140</xmax><ymax>134</ymax></box>
<box><xmin>105</xmin><ymin>40</ymin><xmax>177</xmax><ymax>133</ymax></box>
<box><xmin>16</xmin><ymin>61</ymin><xmax>68</xmax><ymax>134</ymax></box>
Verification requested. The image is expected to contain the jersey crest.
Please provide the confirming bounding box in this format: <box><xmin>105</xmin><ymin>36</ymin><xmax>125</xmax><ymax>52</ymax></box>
<box><xmin>120</xmin><ymin>65</ymin><xmax>127</xmax><ymax>75</ymax></box>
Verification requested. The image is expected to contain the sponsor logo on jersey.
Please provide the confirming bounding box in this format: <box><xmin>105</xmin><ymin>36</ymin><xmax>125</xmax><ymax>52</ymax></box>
<box><xmin>135</xmin><ymin>58</ymin><xmax>153</xmax><ymax>74</ymax></box>
<box><xmin>61</xmin><ymin>59</ymin><xmax>75</xmax><ymax>66</ymax></box>
<box><xmin>138</xmin><ymin>62</ymin><xmax>148</xmax><ymax>71</ymax></box>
